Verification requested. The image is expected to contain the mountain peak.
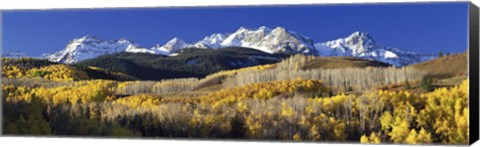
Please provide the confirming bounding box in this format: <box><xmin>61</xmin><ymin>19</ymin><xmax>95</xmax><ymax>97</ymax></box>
<box><xmin>48</xmin><ymin>36</ymin><xmax>147</xmax><ymax>64</ymax></box>
<box><xmin>237</xmin><ymin>27</ymin><xmax>249</xmax><ymax>32</ymax></box>
<box><xmin>209</xmin><ymin>33</ymin><xmax>227</xmax><ymax>38</ymax></box>
<box><xmin>346</xmin><ymin>31</ymin><xmax>375</xmax><ymax>43</ymax></box>
<box><xmin>272</xmin><ymin>26</ymin><xmax>287</xmax><ymax>32</ymax></box>
<box><xmin>193</xmin><ymin>33</ymin><xmax>228</xmax><ymax>48</ymax></box>
<box><xmin>258</xmin><ymin>26</ymin><xmax>272</xmax><ymax>31</ymax></box>
<box><xmin>351</xmin><ymin>31</ymin><xmax>370</xmax><ymax>36</ymax></box>
<box><xmin>341</xmin><ymin>31</ymin><xmax>379</xmax><ymax>52</ymax></box>
<box><xmin>169</xmin><ymin>37</ymin><xmax>182</xmax><ymax>41</ymax></box>
<box><xmin>316</xmin><ymin>31</ymin><xmax>434</xmax><ymax>66</ymax></box>
<box><xmin>236</xmin><ymin>26</ymin><xmax>272</xmax><ymax>32</ymax></box>
<box><xmin>159</xmin><ymin>37</ymin><xmax>190</xmax><ymax>53</ymax></box>
<box><xmin>223</xmin><ymin>26</ymin><xmax>316</xmax><ymax>54</ymax></box>
<box><xmin>80</xmin><ymin>35</ymin><xmax>96</xmax><ymax>39</ymax></box>
<box><xmin>270</xmin><ymin>27</ymin><xmax>292</xmax><ymax>37</ymax></box>
<box><xmin>166</xmin><ymin>37</ymin><xmax>186</xmax><ymax>45</ymax></box>
<box><xmin>46</xmin><ymin>28</ymin><xmax>433</xmax><ymax>66</ymax></box>
<box><xmin>75</xmin><ymin>35</ymin><xmax>100</xmax><ymax>42</ymax></box>
<box><xmin>116</xmin><ymin>38</ymin><xmax>135</xmax><ymax>44</ymax></box>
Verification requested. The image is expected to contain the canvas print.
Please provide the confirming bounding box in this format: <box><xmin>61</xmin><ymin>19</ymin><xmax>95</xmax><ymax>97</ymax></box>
<box><xmin>1</xmin><ymin>2</ymin><xmax>475</xmax><ymax>145</ymax></box>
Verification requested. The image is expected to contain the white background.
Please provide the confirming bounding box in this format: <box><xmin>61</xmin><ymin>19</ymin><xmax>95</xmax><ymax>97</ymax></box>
<box><xmin>0</xmin><ymin>0</ymin><xmax>479</xmax><ymax>147</ymax></box>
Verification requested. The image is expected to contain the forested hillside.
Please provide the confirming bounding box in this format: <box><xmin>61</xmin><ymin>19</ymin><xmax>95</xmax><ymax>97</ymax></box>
<box><xmin>1</xmin><ymin>52</ymin><xmax>469</xmax><ymax>145</ymax></box>
<box><xmin>76</xmin><ymin>47</ymin><xmax>290</xmax><ymax>80</ymax></box>
<box><xmin>2</xmin><ymin>58</ymin><xmax>137</xmax><ymax>81</ymax></box>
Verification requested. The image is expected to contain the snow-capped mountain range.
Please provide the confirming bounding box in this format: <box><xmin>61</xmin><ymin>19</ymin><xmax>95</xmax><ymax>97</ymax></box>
<box><xmin>43</xmin><ymin>26</ymin><xmax>435</xmax><ymax>66</ymax></box>
<box><xmin>46</xmin><ymin>36</ymin><xmax>146</xmax><ymax>63</ymax></box>
<box><xmin>314</xmin><ymin>32</ymin><xmax>435</xmax><ymax>66</ymax></box>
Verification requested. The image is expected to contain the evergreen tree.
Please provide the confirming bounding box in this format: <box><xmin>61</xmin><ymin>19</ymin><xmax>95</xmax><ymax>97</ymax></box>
<box><xmin>421</xmin><ymin>75</ymin><xmax>433</xmax><ymax>92</ymax></box>
<box><xmin>438</xmin><ymin>51</ymin><xmax>444</xmax><ymax>57</ymax></box>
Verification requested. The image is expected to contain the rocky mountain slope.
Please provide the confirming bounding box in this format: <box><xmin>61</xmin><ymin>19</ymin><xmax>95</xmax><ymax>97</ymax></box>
<box><xmin>45</xmin><ymin>26</ymin><xmax>435</xmax><ymax>66</ymax></box>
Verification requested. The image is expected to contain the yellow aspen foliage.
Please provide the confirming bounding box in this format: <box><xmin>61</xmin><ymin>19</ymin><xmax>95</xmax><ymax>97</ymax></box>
<box><xmin>27</xmin><ymin>65</ymin><xmax>88</xmax><ymax>81</ymax></box>
<box><xmin>204</xmin><ymin>64</ymin><xmax>274</xmax><ymax>80</ymax></box>
<box><xmin>404</xmin><ymin>128</ymin><xmax>432</xmax><ymax>144</ymax></box>
<box><xmin>380</xmin><ymin>111</ymin><xmax>393</xmax><ymax>132</ymax></box>
<box><xmin>3</xmin><ymin>85</ymin><xmax>35</xmax><ymax>102</ymax></box>
<box><xmin>417</xmin><ymin>128</ymin><xmax>433</xmax><ymax>144</ymax></box>
<box><xmin>245</xmin><ymin>116</ymin><xmax>263</xmax><ymax>138</ymax></box>
<box><xmin>293</xmin><ymin>133</ymin><xmax>302</xmax><ymax>141</ymax></box>
<box><xmin>112</xmin><ymin>94</ymin><xmax>161</xmax><ymax>109</ymax></box>
<box><xmin>331</xmin><ymin>119</ymin><xmax>347</xmax><ymax>140</ymax></box>
<box><xmin>2</xmin><ymin>66</ymin><xmax>25</xmax><ymax>78</ymax></box>
<box><xmin>2</xmin><ymin>64</ymin><xmax>88</xmax><ymax>81</ymax></box>
<box><xmin>388</xmin><ymin>117</ymin><xmax>410</xmax><ymax>143</ymax></box>
<box><xmin>360</xmin><ymin>132</ymin><xmax>381</xmax><ymax>144</ymax></box>
<box><xmin>192</xmin><ymin>79</ymin><xmax>327</xmax><ymax>105</ymax></box>
<box><xmin>298</xmin><ymin>116</ymin><xmax>310</xmax><ymax>127</ymax></box>
<box><xmin>2</xmin><ymin>55</ymin><xmax>470</xmax><ymax>146</ymax></box>
<box><xmin>416</xmin><ymin>79</ymin><xmax>468</xmax><ymax>144</ymax></box>
<box><xmin>404</xmin><ymin>129</ymin><xmax>418</xmax><ymax>144</ymax></box>
<box><xmin>360</xmin><ymin>135</ymin><xmax>369</xmax><ymax>143</ymax></box>
<box><xmin>369</xmin><ymin>132</ymin><xmax>381</xmax><ymax>144</ymax></box>
<box><xmin>280</xmin><ymin>103</ymin><xmax>295</xmax><ymax>117</ymax></box>
<box><xmin>309</xmin><ymin>125</ymin><xmax>321</xmax><ymax>140</ymax></box>
<box><xmin>12</xmin><ymin>80</ymin><xmax>115</xmax><ymax>105</ymax></box>
<box><xmin>235</xmin><ymin>102</ymin><xmax>248</xmax><ymax>114</ymax></box>
<box><xmin>253</xmin><ymin>89</ymin><xmax>274</xmax><ymax>99</ymax></box>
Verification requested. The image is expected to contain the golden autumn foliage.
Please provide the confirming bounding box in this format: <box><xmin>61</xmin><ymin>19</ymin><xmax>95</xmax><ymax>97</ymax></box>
<box><xmin>112</xmin><ymin>94</ymin><xmax>161</xmax><ymax>109</ymax></box>
<box><xmin>3</xmin><ymin>64</ymin><xmax>88</xmax><ymax>81</ymax></box>
<box><xmin>404</xmin><ymin>128</ymin><xmax>433</xmax><ymax>144</ymax></box>
<box><xmin>1</xmin><ymin>57</ymin><xmax>470</xmax><ymax>146</ymax></box>
<box><xmin>416</xmin><ymin>79</ymin><xmax>469</xmax><ymax>144</ymax></box>
<box><xmin>202</xmin><ymin>64</ymin><xmax>275</xmax><ymax>81</ymax></box>
<box><xmin>293</xmin><ymin>133</ymin><xmax>303</xmax><ymax>141</ymax></box>
<box><xmin>3</xmin><ymin>66</ymin><xmax>25</xmax><ymax>78</ymax></box>
<box><xmin>4</xmin><ymin>80</ymin><xmax>115</xmax><ymax>105</ymax></box>
<box><xmin>192</xmin><ymin>78</ymin><xmax>328</xmax><ymax>106</ymax></box>
<box><xmin>28</xmin><ymin>65</ymin><xmax>89</xmax><ymax>81</ymax></box>
<box><xmin>376</xmin><ymin>79</ymin><xmax>469</xmax><ymax>144</ymax></box>
<box><xmin>360</xmin><ymin>132</ymin><xmax>381</xmax><ymax>144</ymax></box>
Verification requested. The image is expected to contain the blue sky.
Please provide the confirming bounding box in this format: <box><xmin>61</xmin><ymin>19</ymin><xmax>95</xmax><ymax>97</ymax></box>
<box><xmin>2</xmin><ymin>2</ymin><xmax>469</xmax><ymax>57</ymax></box>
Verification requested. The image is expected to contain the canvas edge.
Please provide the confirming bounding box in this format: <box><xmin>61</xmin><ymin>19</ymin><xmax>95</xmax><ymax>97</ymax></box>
<box><xmin>0</xmin><ymin>2</ymin><xmax>476</xmax><ymax>146</ymax></box>
<box><xmin>468</xmin><ymin>1</ymin><xmax>479</xmax><ymax>145</ymax></box>
<box><xmin>0</xmin><ymin>11</ymin><xmax>4</xmax><ymax>136</ymax></box>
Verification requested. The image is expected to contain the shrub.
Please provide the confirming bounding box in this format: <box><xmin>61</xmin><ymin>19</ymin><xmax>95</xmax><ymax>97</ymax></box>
<box><xmin>421</xmin><ymin>76</ymin><xmax>433</xmax><ymax>92</ymax></box>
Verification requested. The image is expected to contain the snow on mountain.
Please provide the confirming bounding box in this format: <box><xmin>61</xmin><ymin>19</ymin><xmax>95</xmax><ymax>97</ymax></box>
<box><xmin>47</xmin><ymin>36</ymin><xmax>148</xmax><ymax>64</ymax></box>
<box><xmin>220</xmin><ymin>26</ymin><xmax>272</xmax><ymax>51</ymax></box>
<box><xmin>147</xmin><ymin>44</ymin><xmax>171</xmax><ymax>55</ymax></box>
<box><xmin>156</xmin><ymin>37</ymin><xmax>191</xmax><ymax>54</ymax></box>
<box><xmin>46</xmin><ymin>27</ymin><xmax>434</xmax><ymax>66</ymax></box>
<box><xmin>187</xmin><ymin>26</ymin><xmax>317</xmax><ymax>54</ymax></box>
<box><xmin>2</xmin><ymin>50</ymin><xmax>28</xmax><ymax>58</ymax></box>
<box><xmin>191</xmin><ymin>33</ymin><xmax>228</xmax><ymax>48</ymax></box>
<box><xmin>253</xmin><ymin>27</ymin><xmax>316</xmax><ymax>54</ymax></box>
<box><xmin>213</xmin><ymin>26</ymin><xmax>316</xmax><ymax>54</ymax></box>
<box><xmin>315</xmin><ymin>31</ymin><xmax>435</xmax><ymax>66</ymax></box>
